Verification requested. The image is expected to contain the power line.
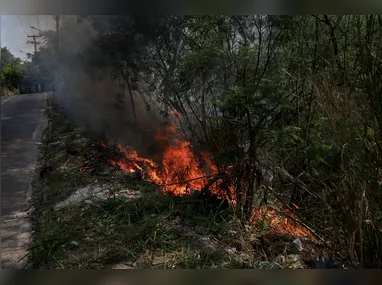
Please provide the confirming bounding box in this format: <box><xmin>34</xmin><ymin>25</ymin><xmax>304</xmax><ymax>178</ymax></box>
<box><xmin>7</xmin><ymin>43</ymin><xmax>29</xmax><ymax>50</ymax></box>
<box><xmin>36</xmin><ymin>15</ymin><xmax>40</xmax><ymax>31</ymax></box>
<box><xmin>26</xmin><ymin>16</ymin><xmax>44</xmax><ymax>52</ymax></box>
<box><xmin>26</xmin><ymin>15</ymin><xmax>33</xmax><ymax>34</ymax></box>
<box><xmin>16</xmin><ymin>15</ymin><xmax>28</xmax><ymax>36</ymax></box>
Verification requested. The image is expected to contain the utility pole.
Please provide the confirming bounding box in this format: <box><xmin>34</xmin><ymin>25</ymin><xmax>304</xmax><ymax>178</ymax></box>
<box><xmin>27</xmin><ymin>33</ymin><xmax>42</xmax><ymax>93</ymax></box>
<box><xmin>53</xmin><ymin>15</ymin><xmax>62</xmax><ymax>97</ymax></box>
<box><xmin>27</xmin><ymin>34</ymin><xmax>42</xmax><ymax>53</ymax></box>
<box><xmin>55</xmin><ymin>15</ymin><xmax>60</xmax><ymax>50</ymax></box>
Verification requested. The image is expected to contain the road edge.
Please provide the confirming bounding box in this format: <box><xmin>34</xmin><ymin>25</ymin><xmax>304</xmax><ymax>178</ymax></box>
<box><xmin>1</xmin><ymin>95</ymin><xmax>17</xmax><ymax>106</ymax></box>
<box><xmin>1</xmin><ymin>92</ymin><xmax>49</xmax><ymax>269</ymax></box>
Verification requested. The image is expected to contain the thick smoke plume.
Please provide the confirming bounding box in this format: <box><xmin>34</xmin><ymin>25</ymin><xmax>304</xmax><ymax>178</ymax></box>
<box><xmin>50</xmin><ymin>16</ymin><xmax>167</xmax><ymax>159</ymax></box>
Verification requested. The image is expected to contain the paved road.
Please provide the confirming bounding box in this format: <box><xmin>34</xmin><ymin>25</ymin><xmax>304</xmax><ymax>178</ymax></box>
<box><xmin>1</xmin><ymin>93</ymin><xmax>47</xmax><ymax>268</ymax></box>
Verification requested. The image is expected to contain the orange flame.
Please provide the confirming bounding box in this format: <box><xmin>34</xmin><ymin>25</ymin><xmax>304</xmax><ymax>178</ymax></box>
<box><xmin>251</xmin><ymin>206</ymin><xmax>313</xmax><ymax>239</ymax></box>
<box><xmin>108</xmin><ymin>124</ymin><xmax>223</xmax><ymax>197</ymax></box>
<box><xmin>291</xmin><ymin>202</ymin><xmax>299</xmax><ymax>209</ymax></box>
<box><xmin>101</xmin><ymin>124</ymin><xmax>313</xmax><ymax>239</ymax></box>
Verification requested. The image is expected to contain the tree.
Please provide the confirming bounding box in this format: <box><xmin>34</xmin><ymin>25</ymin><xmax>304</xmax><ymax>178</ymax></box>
<box><xmin>1</xmin><ymin>47</ymin><xmax>22</xmax><ymax>67</ymax></box>
<box><xmin>38</xmin><ymin>15</ymin><xmax>382</xmax><ymax>267</ymax></box>
<box><xmin>1</xmin><ymin>47</ymin><xmax>24</xmax><ymax>95</ymax></box>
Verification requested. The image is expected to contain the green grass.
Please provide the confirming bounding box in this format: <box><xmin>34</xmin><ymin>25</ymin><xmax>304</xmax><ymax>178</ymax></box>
<box><xmin>27</xmin><ymin>100</ymin><xmax>282</xmax><ymax>269</ymax></box>
<box><xmin>28</xmin><ymin>189</ymin><xmax>244</xmax><ymax>269</ymax></box>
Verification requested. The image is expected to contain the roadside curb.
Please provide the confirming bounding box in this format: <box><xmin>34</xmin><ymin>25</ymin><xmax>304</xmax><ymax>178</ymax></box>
<box><xmin>1</xmin><ymin>96</ymin><xmax>16</xmax><ymax>105</ymax></box>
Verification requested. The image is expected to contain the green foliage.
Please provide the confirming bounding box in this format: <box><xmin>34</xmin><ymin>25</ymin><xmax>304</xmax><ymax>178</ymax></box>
<box><xmin>1</xmin><ymin>47</ymin><xmax>24</xmax><ymax>95</ymax></box>
<box><xmin>271</xmin><ymin>126</ymin><xmax>303</xmax><ymax>149</ymax></box>
<box><xmin>1</xmin><ymin>47</ymin><xmax>22</xmax><ymax>68</ymax></box>
<box><xmin>34</xmin><ymin>15</ymin><xmax>382</xmax><ymax>267</ymax></box>
<box><xmin>0</xmin><ymin>45</ymin><xmax>55</xmax><ymax>95</ymax></box>
<box><xmin>1</xmin><ymin>65</ymin><xmax>22</xmax><ymax>94</ymax></box>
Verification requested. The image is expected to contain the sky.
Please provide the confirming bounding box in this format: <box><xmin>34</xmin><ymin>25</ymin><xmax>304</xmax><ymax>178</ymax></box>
<box><xmin>1</xmin><ymin>15</ymin><xmax>55</xmax><ymax>61</ymax></box>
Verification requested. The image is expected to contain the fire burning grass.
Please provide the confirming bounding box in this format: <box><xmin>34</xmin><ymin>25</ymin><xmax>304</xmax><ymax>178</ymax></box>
<box><xmin>251</xmin><ymin>207</ymin><xmax>313</xmax><ymax>239</ymax></box>
<box><xmin>29</xmin><ymin>101</ymin><xmax>321</xmax><ymax>269</ymax></box>
<box><xmin>93</xmin><ymin>123</ymin><xmax>314</xmax><ymax>241</ymax></box>
<box><xmin>99</xmin><ymin>124</ymin><xmax>231</xmax><ymax>198</ymax></box>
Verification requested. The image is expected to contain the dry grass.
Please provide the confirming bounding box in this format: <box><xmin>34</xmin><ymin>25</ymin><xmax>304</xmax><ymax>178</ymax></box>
<box><xmin>27</xmin><ymin>99</ymin><xmax>323</xmax><ymax>269</ymax></box>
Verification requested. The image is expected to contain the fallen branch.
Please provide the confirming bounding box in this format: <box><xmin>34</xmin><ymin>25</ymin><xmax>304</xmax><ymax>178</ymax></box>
<box><xmin>198</xmin><ymin>173</ymin><xmax>226</xmax><ymax>196</ymax></box>
<box><xmin>164</xmin><ymin>173</ymin><xmax>221</xmax><ymax>187</ymax></box>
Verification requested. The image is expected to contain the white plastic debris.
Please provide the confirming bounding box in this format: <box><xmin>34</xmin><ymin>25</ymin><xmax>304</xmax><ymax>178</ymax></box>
<box><xmin>275</xmin><ymin>254</ymin><xmax>286</xmax><ymax>264</ymax></box>
<box><xmin>292</xmin><ymin>238</ymin><xmax>303</xmax><ymax>251</ymax></box>
<box><xmin>55</xmin><ymin>185</ymin><xmax>141</xmax><ymax>209</ymax></box>
<box><xmin>200</xmin><ymin>237</ymin><xmax>210</xmax><ymax>243</ymax></box>
<box><xmin>226</xmin><ymin>247</ymin><xmax>237</xmax><ymax>255</ymax></box>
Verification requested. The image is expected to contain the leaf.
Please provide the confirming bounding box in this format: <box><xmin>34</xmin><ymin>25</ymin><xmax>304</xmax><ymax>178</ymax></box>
<box><xmin>272</xmin><ymin>126</ymin><xmax>303</xmax><ymax>148</ymax></box>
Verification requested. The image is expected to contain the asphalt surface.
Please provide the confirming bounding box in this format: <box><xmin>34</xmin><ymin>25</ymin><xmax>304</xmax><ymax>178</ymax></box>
<box><xmin>1</xmin><ymin>93</ymin><xmax>47</xmax><ymax>268</ymax></box>
<box><xmin>1</xmin><ymin>93</ymin><xmax>47</xmax><ymax>215</ymax></box>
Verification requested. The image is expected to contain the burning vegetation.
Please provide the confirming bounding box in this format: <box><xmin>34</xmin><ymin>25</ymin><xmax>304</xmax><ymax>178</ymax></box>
<box><xmin>105</xmin><ymin>124</ymin><xmax>231</xmax><ymax>198</ymax></box>
<box><xmin>88</xmin><ymin>121</ymin><xmax>314</xmax><ymax>241</ymax></box>
<box><xmin>31</xmin><ymin>100</ymin><xmax>334</xmax><ymax>270</ymax></box>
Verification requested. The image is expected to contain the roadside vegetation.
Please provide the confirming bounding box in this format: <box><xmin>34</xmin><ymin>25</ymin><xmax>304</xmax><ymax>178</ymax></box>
<box><xmin>28</xmin><ymin>100</ymin><xmax>327</xmax><ymax>269</ymax></box>
<box><xmin>25</xmin><ymin>15</ymin><xmax>382</xmax><ymax>269</ymax></box>
<box><xmin>1</xmin><ymin>46</ymin><xmax>53</xmax><ymax>96</ymax></box>
<box><xmin>1</xmin><ymin>47</ymin><xmax>24</xmax><ymax>96</ymax></box>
